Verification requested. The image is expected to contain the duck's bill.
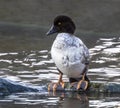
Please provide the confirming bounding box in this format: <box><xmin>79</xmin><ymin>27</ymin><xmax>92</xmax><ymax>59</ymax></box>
<box><xmin>46</xmin><ymin>25</ymin><xmax>58</xmax><ymax>36</ymax></box>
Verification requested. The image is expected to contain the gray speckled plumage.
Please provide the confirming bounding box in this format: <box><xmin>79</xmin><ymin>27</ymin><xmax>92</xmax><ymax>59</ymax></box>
<box><xmin>51</xmin><ymin>33</ymin><xmax>89</xmax><ymax>78</ymax></box>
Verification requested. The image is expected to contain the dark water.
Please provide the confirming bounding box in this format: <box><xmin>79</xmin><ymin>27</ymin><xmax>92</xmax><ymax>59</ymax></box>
<box><xmin>0</xmin><ymin>25</ymin><xmax>120</xmax><ymax>108</ymax></box>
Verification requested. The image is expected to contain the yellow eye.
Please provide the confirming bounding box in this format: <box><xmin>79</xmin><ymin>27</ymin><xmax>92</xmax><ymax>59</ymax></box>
<box><xmin>58</xmin><ymin>22</ymin><xmax>62</xmax><ymax>25</ymax></box>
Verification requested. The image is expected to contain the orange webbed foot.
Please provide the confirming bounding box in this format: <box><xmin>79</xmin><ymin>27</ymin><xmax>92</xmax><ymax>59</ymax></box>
<box><xmin>48</xmin><ymin>81</ymin><xmax>65</xmax><ymax>92</ymax></box>
<box><xmin>77</xmin><ymin>74</ymin><xmax>89</xmax><ymax>91</ymax></box>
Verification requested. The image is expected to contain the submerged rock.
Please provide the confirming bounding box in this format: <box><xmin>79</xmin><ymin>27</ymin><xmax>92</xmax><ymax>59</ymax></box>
<box><xmin>0</xmin><ymin>78</ymin><xmax>39</xmax><ymax>96</ymax></box>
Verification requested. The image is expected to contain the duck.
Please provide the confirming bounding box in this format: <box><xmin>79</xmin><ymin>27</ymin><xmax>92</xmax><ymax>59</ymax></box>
<box><xmin>46</xmin><ymin>15</ymin><xmax>90</xmax><ymax>91</ymax></box>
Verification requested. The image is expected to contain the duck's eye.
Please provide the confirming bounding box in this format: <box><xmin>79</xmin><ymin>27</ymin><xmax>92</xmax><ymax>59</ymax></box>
<box><xmin>58</xmin><ymin>22</ymin><xmax>62</xmax><ymax>25</ymax></box>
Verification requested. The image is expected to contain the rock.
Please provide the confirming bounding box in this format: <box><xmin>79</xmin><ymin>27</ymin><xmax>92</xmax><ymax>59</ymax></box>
<box><xmin>0</xmin><ymin>78</ymin><xmax>39</xmax><ymax>96</ymax></box>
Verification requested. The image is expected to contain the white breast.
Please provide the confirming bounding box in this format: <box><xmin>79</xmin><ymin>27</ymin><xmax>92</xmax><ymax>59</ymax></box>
<box><xmin>51</xmin><ymin>33</ymin><xmax>89</xmax><ymax>78</ymax></box>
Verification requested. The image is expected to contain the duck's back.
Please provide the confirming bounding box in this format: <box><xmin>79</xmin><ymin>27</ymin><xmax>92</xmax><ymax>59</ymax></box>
<box><xmin>51</xmin><ymin>33</ymin><xmax>89</xmax><ymax>78</ymax></box>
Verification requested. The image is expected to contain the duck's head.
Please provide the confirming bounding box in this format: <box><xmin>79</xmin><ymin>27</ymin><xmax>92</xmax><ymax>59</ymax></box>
<box><xmin>46</xmin><ymin>15</ymin><xmax>76</xmax><ymax>35</ymax></box>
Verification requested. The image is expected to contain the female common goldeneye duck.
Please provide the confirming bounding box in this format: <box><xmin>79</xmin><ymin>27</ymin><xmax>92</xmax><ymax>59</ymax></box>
<box><xmin>46</xmin><ymin>15</ymin><xmax>90</xmax><ymax>91</ymax></box>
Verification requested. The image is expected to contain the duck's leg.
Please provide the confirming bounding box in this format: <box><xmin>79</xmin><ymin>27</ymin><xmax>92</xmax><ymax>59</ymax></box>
<box><xmin>48</xmin><ymin>69</ymin><xmax>65</xmax><ymax>92</ymax></box>
<box><xmin>77</xmin><ymin>73</ymin><xmax>89</xmax><ymax>90</ymax></box>
<box><xmin>58</xmin><ymin>72</ymin><xmax>64</xmax><ymax>86</ymax></box>
<box><xmin>52</xmin><ymin>73</ymin><xmax>65</xmax><ymax>92</ymax></box>
<box><xmin>77</xmin><ymin>65</ymin><xmax>90</xmax><ymax>90</ymax></box>
<box><xmin>57</xmin><ymin>68</ymin><xmax>65</xmax><ymax>86</ymax></box>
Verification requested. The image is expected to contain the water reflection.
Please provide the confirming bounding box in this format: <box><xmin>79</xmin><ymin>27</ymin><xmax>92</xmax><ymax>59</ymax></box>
<box><xmin>89</xmin><ymin>36</ymin><xmax>120</xmax><ymax>84</ymax></box>
<box><xmin>0</xmin><ymin>91</ymin><xmax>120</xmax><ymax>108</ymax></box>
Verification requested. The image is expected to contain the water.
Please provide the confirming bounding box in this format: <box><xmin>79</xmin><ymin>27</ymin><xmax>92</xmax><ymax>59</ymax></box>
<box><xmin>0</xmin><ymin>25</ymin><xmax>120</xmax><ymax>108</ymax></box>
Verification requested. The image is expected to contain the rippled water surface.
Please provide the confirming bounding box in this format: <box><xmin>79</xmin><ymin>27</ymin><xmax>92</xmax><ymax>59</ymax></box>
<box><xmin>0</xmin><ymin>31</ymin><xmax>120</xmax><ymax>108</ymax></box>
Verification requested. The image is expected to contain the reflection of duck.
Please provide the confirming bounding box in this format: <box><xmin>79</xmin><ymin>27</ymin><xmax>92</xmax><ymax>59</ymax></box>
<box><xmin>61</xmin><ymin>94</ymin><xmax>89</xmax><ymax>108</ymax></box>
<box><xmin>47</xmin><ymin>15</ymin><xmax>90</xmax><ymax>91</ymax></box>
<box><xmin>48</xmin><ymin>92</ymin><xmax>89</xmax><ymax>108</ymax></box>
